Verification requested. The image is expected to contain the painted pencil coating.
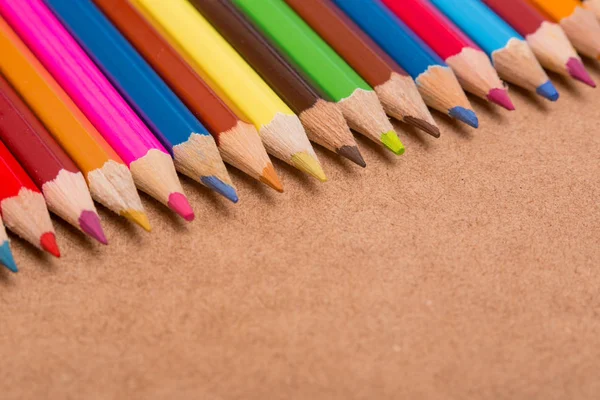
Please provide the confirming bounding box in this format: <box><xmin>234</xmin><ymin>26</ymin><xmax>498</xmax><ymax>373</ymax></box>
<box><xmin>0</xmin><ymin>213</ymin><xmax>17</xmax><ymax>272</ymax></box>
<box><xmin>192</xmin><ymin>0</ymin><xmax>365</xmax><ymax>166</ymax></box>
<box><xmin>0</xmin><ymin>140</ymin><xmax>60</xmax><ymax>257</ymax></box>
<box><xmin>0</xmin><ymin>74</ymin><xmax>107</xmax><ymax>244</ymax></box>
<box><xmin>0</xmin><ymin>0</ymin><xmax>195</xmax><ymax>220</ymax></box>
<box><xmin>430</xmin><ymin>0</ymin><xmax>558</xmax><ymax>101</ymax></box>
<box><xmin>0</xmin><ymin>17</ymin><xmax>149</xmax><ymax>230</ymax></box>
<box><xmin>332</xmin><ymin>0</ymin><xmax>477</xmax><ymax>127</ymax></box>
<box><xmin>233</xmin><ymin>0</ymin><xmax>403</xmax><ymax>154</ymax></box>
<box><xmin>285</xmin><ymin>0</ymin><xmax>439</xmax><ymax>137</ymax></box>
<box><xmin>45</xmin><ymin>0</ymin><xmax>237</xmax><ymax>203</ymax></box>
<box><xmin>131</xmin><ymin>0</ymin><xmax>326</xmax><ymax>182</ymax></box>
<box><xmin>92</xmin><ymin>0</ymin><xmax>282</xmax><ymax>192</ymax></box>
<box><xmin>482</xmin><ymin>0</ymin><xmax>595</xmax><ymax>86</ymax></box>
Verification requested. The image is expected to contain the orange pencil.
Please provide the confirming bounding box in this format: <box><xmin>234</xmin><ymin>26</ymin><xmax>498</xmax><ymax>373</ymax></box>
<box><xmin>0</xmin><ymin>17</ymin><xmax>150</xmax><ymax>231</ymax></box>
<box><xmin>528</xmin><ymin>0</ymin><xmax>600</xmax><ymax>58</ymax></box>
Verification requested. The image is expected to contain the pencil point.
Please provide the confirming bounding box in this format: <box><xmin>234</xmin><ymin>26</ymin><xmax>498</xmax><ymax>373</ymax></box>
<box><xmin>79</xmin><ymin>211</ymin><xmax>108</xmax><ymax>245</ymax></box>
<box><xmin>121</xmin><ymin>210</ymin><xmax>152</xmax><ymax>232</ymax></box>
<box><xmin>536</xmin><ymin>81</ymin><xmax>559</xmax><ymax>101</ymax></box>
<box><xmin>40</xmin><ymin>232</ymin><xmax>61</xmax><ymax>258</ymax></box>
<box><xmin>201</xmin><ymin>176</ymin><xmax>239</xmax><ymax>203</ymax></box>
<box><xmin>566</xmin><ymin>58</ymin><xmax>596</xmax><ymax>87</ymax></box>
<box><xmin>337</xmin><ymin>145</ymin><xmax>366</xmax><ymax>167</ymax></box>
<box><xmin>487</xmin><ymin>88</ymin><xmax>515</xmax><ymax>111</ymax></box>
<box><xmin>404</xmin><ymin>116</ymin><xmax>441</xmax><ymax>138</ymax></box>
<box><xmin>0</xmin><ymin>242</ymin><xmax>18</xmax><ymax>273</ymax></box>
<box><xmin>291</xmin><ymin>152</ymin><xmax>327</xmax><ymax>182</ymax></box>
<box><xmin>448</xmin><ymin>107</ymin><xmax>479</xmax><ymax>128</ymax></box>
<box><xmin>260</xmin><ymin>164</ymin><xmax>284</xmax><ymax>193</ymax></box>
<box><xmin>168</xmin><ymin>192</ymin><xmax>195</xmax><ymax>221</ymax></box>
<box><xmin>380</xmin><ymin>130</ymin><xmax>405</xmax><ymax>155</ymax></box>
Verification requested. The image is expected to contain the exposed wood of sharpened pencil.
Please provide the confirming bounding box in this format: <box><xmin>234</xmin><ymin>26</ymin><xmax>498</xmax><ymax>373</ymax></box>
<box><xmin>233</xmin><ymin>0</ymin><xmax>404</xmax><ymax>154</ymax></box>
<box><xmin>285</xmin><ymin>0</ymin><xmax>438</xmax><ymax>137</ymax></box>
<box><xmin>482</xmin><ymin>0</ymin><xmax>595</xmax><ymax>87</ymax></box>
<box><xmin>583</xmin><ymin>0</ymin><xmax>600</xmax><ymax>20</ymax></box>
<box><xmin>0</xmin><ymin>75</ymin><xmax>107</xmax><ymax>244</ymax></box>
<box><xmin>131</xmin><ymin>0</ymin><xmax>326</xmax><ymax>182</ymax></box>
<box><xmin>0</xmin><ymin>17</ymin><xmax>150</xmax><ymax>231</ymax></box>
<box><xmin>0</xmin><ymin>0</ymin><xmax>195</xmax><ymax>221</ymax></box>
<box><xmin>191</xmin><ymin>0</ymin><xmax>365</xmax><ymax>167</ymax></box>
<box><xmin>0</xmin><ymin>214</ymin><xmax>17</xmax><ymax>272</ymax></box>
<box><xmin>383</xmin><ymin>0</ymin><xmax>514</xmax><ymax>110</ymax></box>
<box><xmin>92</xmin><ymin>0</ymin><xmax>283</xmax><ymax>193</ymax></box>
<box><xmin>527</xmin><ymin>0</ymin><xmax>600</xmax><ymax>59</ymax></box>
<box><xmin>0</xmin><ymin>140</ymin><xmax>60</xmax><ymax>257</ymax></box>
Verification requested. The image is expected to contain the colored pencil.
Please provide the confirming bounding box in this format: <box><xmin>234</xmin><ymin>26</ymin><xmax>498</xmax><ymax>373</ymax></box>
<box><xmin>583</xmin><ymin>0</ymin><xmax>600</xmax><ymax>20</ymax></box>
<box><xmin>0</xmin><ymin>17</ymin><xmax>150</xmax><ymax>231</ymax></box>
<box><xmin>483</xmin><ymin>0</ymin><xmax>595</xmax><ymax>87</ymax></box>
<box><xmin>285</xmin><ymin>0</ymin><xmax>439</xmax><ymax>138</ymax></box>
<box><xmin>0</xmin><ymin>75</ymin><xmax>107</xmax><ymax>244</ymax></box>
<box><xmin>191</xmin><ymin>0</ymin><xmax>366</xmax><ymax>166</ymax></box>
<box><xmin>232</xmin><ymin>0</ymin><xmax>404</xmax><ymax>154</ymax></box>
<box><xmin>430</xmin><ymin>0</ymin><xmax>559</xmax><ymax>101</ymax></box>
<box><xmin>382</xmin><ymin>0</ymin><xmax>514</xmax><ymax>110</ymax></box>
<box><xmin>0</xmin><ymin>214</ymin><xmax>17</xmax><ymax>272</ymax></box>
<box><xmin>0</xmin><ymin>0</ymin><xmax>195</xmax><ymax>221</ymax></box>
<box><xmin>131</xmin><ymin>0</ymin><xmax>326</xmax><ymax>182</ymax></box>
<box><xmin>527</xmin><ymin>0</ymin><xmax>600</xmax><ymax>59</ymax></box>
<box><xmin>0</xmin><ymin>140</ymin><xmax>60</xmax><ymax>257</ymax></box>
<box><xmin>46</xmin><ymin>0</ymin><xmax>237</xmax><ymax>203</ymax></box>
<box><xmin>332</xmin><ymin>0</ymin><xmax>478</xmax><ymax>128</ymax></box>
<box><xmin>92</xmin><ymin>0</ymin><xmax>282</xmax><ymax>193</ymax></box>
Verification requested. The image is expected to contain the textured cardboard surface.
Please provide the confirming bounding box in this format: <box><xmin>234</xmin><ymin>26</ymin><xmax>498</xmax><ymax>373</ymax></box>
<box><xmin>1</xmin><ymin>66</ymin><xmax>599</xmax><ymax>399</ymax></box>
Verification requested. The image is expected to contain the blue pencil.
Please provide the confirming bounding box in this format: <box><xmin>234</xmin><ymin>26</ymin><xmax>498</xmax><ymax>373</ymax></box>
<box><xmin>331</xmin><ymin>0</ymin><xmax>478</xmax><ymax>128</ymax></box>
<box><xmin>45</xmin><ymin>0</ymin><xmax>238</xmax><ymax>202</ymax></box>
<box><xmin>0</xmin><ymin>216</ymin><xmax>17</xmax><ymax>273</ymax></box>
<box><xmin>430</xmin><ymin>0</ymin><xmax>558</xmax><ymax>101</ymax></box>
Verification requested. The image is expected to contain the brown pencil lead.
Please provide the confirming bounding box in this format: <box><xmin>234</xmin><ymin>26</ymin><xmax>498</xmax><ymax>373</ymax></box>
<box><xmin>403</xmin><ymin>116</ymin><xmax>441</xmax><ymax>138</ymax></box>
<box><xmin>337</xmin><ymin>145</ymin><xmax>366</xmax><ymax>167</ymax></box>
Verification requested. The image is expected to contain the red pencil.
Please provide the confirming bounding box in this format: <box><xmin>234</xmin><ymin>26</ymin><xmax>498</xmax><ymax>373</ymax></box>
<box><xmin>482</xmin><ymin>0</ymin><xmax>595</xmax><ymax>87</ymax></box>
<box><xmin>382</xmin><ymin>0</ymin><xmax>514</xmax><ymax>110</ymax></box>
<box><xmin>0</xmin><ymin>74</ymin><xmax>107</xmax><ymax>244</ymax></box>
<box><xmin>0</xmin><ymin>140</ymin><xmax>60</xmax><ymax>257</ymax></box>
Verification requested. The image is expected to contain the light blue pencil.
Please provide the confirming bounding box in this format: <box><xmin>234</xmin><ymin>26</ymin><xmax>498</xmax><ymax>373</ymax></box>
<box><xmin>45</xmin><ymin>0</ymin><xmax>238</xmax><ymax>202</ymax></box>
<box><xmin>0</xmin><ymin>216</ymin><xmax>17</xmax><ymax>273</ymax></box>
<box><xmin>429</xmin><ymin>0</ymin><xmax>559</xmax><ymax>101</ymax></box>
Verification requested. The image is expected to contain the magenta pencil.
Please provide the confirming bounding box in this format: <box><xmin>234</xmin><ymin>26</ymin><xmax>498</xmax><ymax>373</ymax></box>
<box><xmin>0</xmin><ymin>0</ymin><xmax>194</xmax><ymax>221</ymax></box>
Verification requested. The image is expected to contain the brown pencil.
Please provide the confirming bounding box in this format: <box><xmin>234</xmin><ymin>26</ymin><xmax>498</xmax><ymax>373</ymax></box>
<box><xmin>285</xmin><ymin>0</ymin><xmax>439</xmax><ymax>138</ymax></box>
<box><xmin>190</xmin><ymin>0</ymin><xmax>365</xmax><ymax>166</ymax></box>
<box><xmin>92</xmin><ymin>0</ymin><xmax>282</xmax><ymax>192</ymax></box>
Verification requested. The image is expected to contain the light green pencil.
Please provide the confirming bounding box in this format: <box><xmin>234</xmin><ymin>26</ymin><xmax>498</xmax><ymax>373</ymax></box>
<box><xmin>232</xmin><ymin>0</ymin><xmax>404</xmax><ymax>155</ymax></box>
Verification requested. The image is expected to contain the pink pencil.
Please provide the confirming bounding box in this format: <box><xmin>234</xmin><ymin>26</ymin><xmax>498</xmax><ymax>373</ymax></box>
<box><xmin>0</xmin><ymin>0</ymin><xmax>194</xmax><ymax>221</ymax></box>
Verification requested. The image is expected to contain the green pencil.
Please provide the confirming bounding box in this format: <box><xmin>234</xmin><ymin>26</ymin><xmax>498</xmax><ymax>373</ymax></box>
<box><xmin>232</xmin><ymin>0</ymin><xmax>404</xmax><ymax>155</ymax></box>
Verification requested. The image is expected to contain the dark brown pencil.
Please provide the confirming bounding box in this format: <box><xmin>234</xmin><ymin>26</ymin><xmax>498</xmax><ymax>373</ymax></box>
<box><xmin>190</xmin><ymin>0</ymin><xmax>366</xmax><ymax>167</ymax></box>
<box><xmin>285</xmin><ymin>0</ymin><xmax>440</xmax><ymax>138</ymax></box>
<box><xmin>93</xmin><ymin>0</ymin><xmax>283</xmax><ymax>192</ymax></box>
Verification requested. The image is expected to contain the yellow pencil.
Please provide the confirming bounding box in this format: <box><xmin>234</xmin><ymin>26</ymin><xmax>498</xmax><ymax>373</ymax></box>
<box><xmin>528</xmin><ymin>0</ymin><xmax>600</xmax><ymax>59</ymax></box>
<box><xmin>131</xmin><ymin>0</ymin><xmax>326</xmax><ymax>182</ymax></box>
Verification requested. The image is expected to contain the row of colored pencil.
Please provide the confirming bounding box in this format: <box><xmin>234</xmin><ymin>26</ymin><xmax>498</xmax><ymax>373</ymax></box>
<box><xmin>0</xmin><ymin>0</ymin><xmax>598</xmax><ymax>272</ymax></box>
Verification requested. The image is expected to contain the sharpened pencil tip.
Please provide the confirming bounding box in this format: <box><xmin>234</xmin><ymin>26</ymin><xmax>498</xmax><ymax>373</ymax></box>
<box><xmin>536</xmin><ymin>80</ymin><xmax>559</xmax><ymax>101</ymax></box>
<box><xmin>337</xmin><ymin>145</ymin><xmax>366</xmax><ymax>167</ymax></box>
<box><xmin>168</xmin><ymin>192</ymin><xmax>195</xmax><ymax>221</ymax></box>
<box><xmin>566</xmin><ymin>58</ymin><xmax>596</xmax><ymax>87</ymax></box>
<box><xmin>448</xmin><ymin>107</ymin><xmax>479</xmax><ymax>128</ymax></box>
<box><xmin>79</xmin><ymin>211</ymin><xmax>108</xmax><ymax>245</ymax></box>
<box><xmin>201</xmin><ymin>176</ymin><xmax>239</xmax><ymax>203</ymax></box>
<box><xmin>40</xmin><ymin>232</ymin><xmax>61</xmax><ymax>258</ymax></box>
<box><xmin>487</xmin><ymin>88</ymin><xmax>515</xmax><ymax>111</ymax></box>
<box><xmin>121</xmin><ymin>210</ymin><xmax>152</xmax><ymax>232</ymax></box>
<box><xmin>291</xmin><ymin>152</ymin><xmax>327</xmax><ymax>182</ymax></box>
<box><xmin>380</xmin><ymin>130</ymin><xmax>405</xmax><ymax>155</ymax></box>
<box><xmin>0</xmin><ymin>242</ymin><xmax>18</xmax><ymax>273</ymax></box>
<box><xmin>260</xmin><ymin>164</ymin><xmax>284</xmax><ymax>193</ymax></box>
<box><xmin>404</xmin><ymin>116</ymin><xmax>441</xmax><ymax>138</ymax></box>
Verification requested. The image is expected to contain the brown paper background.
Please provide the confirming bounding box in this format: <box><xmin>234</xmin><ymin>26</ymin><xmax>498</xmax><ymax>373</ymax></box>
<box><xmin>1</xmin><ymin>66</ymin><xmax>599</xmax><ymax>399</ymax></box>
